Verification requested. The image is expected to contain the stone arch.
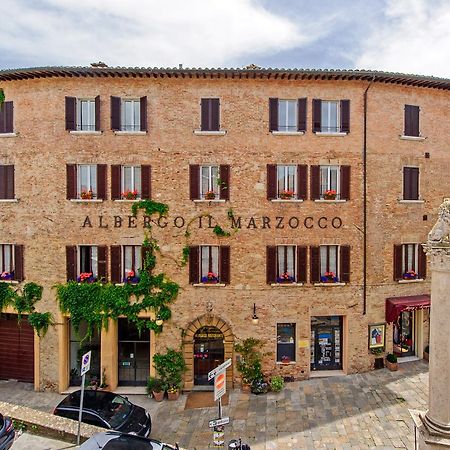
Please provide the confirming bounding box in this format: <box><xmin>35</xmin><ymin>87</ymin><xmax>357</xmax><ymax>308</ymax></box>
<box><xmin>182</xmin><ymin>314</ymin><xmax>234</xmax><ymax>390</ymax></box>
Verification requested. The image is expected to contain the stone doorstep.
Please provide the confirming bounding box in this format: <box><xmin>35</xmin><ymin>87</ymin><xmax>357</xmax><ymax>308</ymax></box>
<box><xmin>0</xmin><ymin>401</ymin><xmax>103</xmax><ymax>444</ymax></box>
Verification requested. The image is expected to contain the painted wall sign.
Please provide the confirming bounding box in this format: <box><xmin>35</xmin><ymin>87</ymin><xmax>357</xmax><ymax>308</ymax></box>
<box><xmin>81</xmin><ymin>214</ymin><xmax>343</xmax><ymax>230</ymax></box>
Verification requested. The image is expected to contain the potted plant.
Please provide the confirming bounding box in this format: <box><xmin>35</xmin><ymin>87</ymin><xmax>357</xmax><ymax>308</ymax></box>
<box><xmin>385</xmin><ymin>353</ymin><xmax>398</xmax><ymax>371</ymax></box>
<box><xmin>0</xmin><ymin>271</ymin><xmax>13</xmax><ymax>281</ymax></box>
<box><xmin>146</xmin><ymin>377</ymin><xmax>165</xmax><ymax>402</ymax></box>
<box><xmin>77</xmin><ymin>272</ymin><xmax>97</xmax><ymax>283</ymax></box>
<box><xmin>123</xmin><ymin>270</ymin><xmax>140</xmax><ymax>284</ymax></box>
<box><xmin>403</xmin><ymin>270</ymin><xmax>418</xmax><ymax>280</ymax></box>
<box><xmin>251</xmin><ymin>378</ymin><xmax>268</xmax><ymax>395</ymax></box>
<box><xmin>201</xmin><ymin>272</ymin><xmax>219</xmax><ymax>284</ymax></box>
<box><xmin>281</xmin><ymin>355</ymin><xmax>291</xmax><ymax>365</ymax></box>
<box><xmin>167</xmin><ymin>384</ymin><xmax>181</xmax><ymax>401</ymax></box>
<box><xmin>205</xmin><ymin>190</ymin><xmax>216</xmax><ymax>200</ymax></box>
<box><xmin>423</xmin><ymin>345</ymin><xmax>429</xmax><ymax>361</ymax></box>
<box><xmin>277</xmin><ymin>272</ymin><xmax>294</xmax><ymax>283</ymax></box>
<box><xmin>235</xmin><ymin>338</ymin><xmax>266</xmax><ymax>392</ymax></box>
<box><xmin>153</xmin><ymin>348</ymin><xmax>187</xmax><ymax>399</ymax></box>
<box><xmin>323</xmin><ymin>189</ymin><xmax>337</xmax><ymax>200</ymax></box>
<box><xmin>122</xmin><ymin>189</ymin><xmax>138</xmax><ymax>200</ymax></box>
<box><xmin>269</xmin><ymin>375</ymin><xmax>284</xmax><ymax>393</ymax></box>
<box><xmin>320</xmin><ymin>272</ymin><xmax>339</xmax><ymax>283</ymax></box>
<box><xmin>80</xmin><ymin>190</ymin><xmax>94</xmax><ymax>200</ymax></box>
<box><xmin>279</xmin><ymin>189</ymin><xmax>295</xmax><ymax>200</ymax></box>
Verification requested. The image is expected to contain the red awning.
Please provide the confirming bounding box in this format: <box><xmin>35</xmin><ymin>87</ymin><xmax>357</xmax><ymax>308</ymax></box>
<box><xmin>386</xmin><ymin>294</ymin><xmax>431</xmax><ymax>323</ymax></box>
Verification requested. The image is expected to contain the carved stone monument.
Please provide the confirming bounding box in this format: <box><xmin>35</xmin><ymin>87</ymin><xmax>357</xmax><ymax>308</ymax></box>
<box><xmin>411</xmin><ymin>200</ymin><xmax>450</xmax><ymax>448</ymax></box>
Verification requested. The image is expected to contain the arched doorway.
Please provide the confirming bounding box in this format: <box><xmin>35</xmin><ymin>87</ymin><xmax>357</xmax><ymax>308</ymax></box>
<box><xmin>194</xmin><ymin>326</ymin><xmax>224</xmax><ymax>385</ymax></box>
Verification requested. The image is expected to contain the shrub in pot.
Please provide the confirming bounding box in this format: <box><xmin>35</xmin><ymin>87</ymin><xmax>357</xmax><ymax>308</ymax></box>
<box><xmin>269</xmin><ymin>375</ymin><xmax>284</xmax><ymax>393</ymax></box>
<box><xmin>153</xmin><ymin>348</ymin><xmax>186</xmax><ymax>396</ymax></box>
<box><xmin>251</xmin><ymin>379</ymin><xmax>269</xmax><ymax>395</ymax></box>
<box><xmin>146</xmin><ymin>377</ymin><xmax>165</xmax><ymax>402</ymax></box>
<box><xmin>234</xmin><ymin>338</ymin><xmax>266</xmax><ymax>391</ymax></box>
<box><xmin>386</xmin><ymin>353</ymin><xmax>398</xmax><ymax>371</ymax></box>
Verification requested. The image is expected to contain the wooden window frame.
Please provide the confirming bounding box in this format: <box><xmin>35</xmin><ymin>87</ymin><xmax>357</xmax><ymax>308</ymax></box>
<box><xmin>121</xmin><ymin>165</ymin><xmax>142</xmax><ymax>198</ymax></box>
<box><xmin>278</xmin><ymin>99</ymin><xmax>298</xmax><ymax>132</ymax></box>
<box><xmin>122</xmin><ymin>245</ymin><xmax>141</xmax><ymax>280</ymax></box>
<box><xmin>320</xmin><ymin>245</ymin><xmax>340</xmax><ymax>278</ymax></box>
<box><xmin>403</xmin><ymin>166</ymin><xmax>420</xmax><ymax>201</ymax></box>
<box><xmin>77</xmin><ymin>164</ymin><xmax>97</xmax><ymax>199</ymax></box>
<box><xmin>199</xmin><ymin>245</ymin><xmax>220</xmax><ymax>283</ymax></box>
<box><xmin>276</xmin><ymin>245</ymin><xmax>297</xmax><ymax>283</ymax></box>
<box><xmin>321</xmin><ymin>100</ymin><xmax>340</xmax><ymax>133</ymax></box>
<box><xmin>277</xmin><ymin>165</ymin><xmax>297</xmax><ymax>199</ymax></box>
<box><xmin>402</xmin><ymin>243</ymin><xmax>418</xmax><ymax>274</ymax></box>
<box><xmin>320</xmin><ymin>165</ymin><xmax>340</xmax><ymax>199</ymax></box>
<box><xmin>76</xmin><ymin>99</ymin><xmax>96</xmax><ymax>131</ymax></box>
<box><xmin>78</xmin><ymin>245</ymin><xmax>98</xmax><ymax>278</ymax></box>
<box><xmin>199</xmin><ymin>165</ymin><xmax>220</xmax><ymax>199</ymax></box>
<box><xmin>0</xmin><ymin>244</ymin><xmax>14</xmax><ymax>274</ymax></box>
<box><xmin>121</xmin><ymin>99</ymin><xmax>141</xmax><ymax>131</ymax></box>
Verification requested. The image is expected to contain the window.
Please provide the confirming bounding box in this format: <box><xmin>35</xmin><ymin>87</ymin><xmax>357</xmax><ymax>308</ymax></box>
<box><xmin>321</xmin><ymin>101</ymin><xmax>339</xmax><ymax>133</ymax></box>
<box><xmin>0</xmin><ymin>101</ymin><xmax>13</xmax><ymax>134</ymax></box>
<box><xmin>122</xmin><ymin>166</ymin><xmax>141</xmax><ymax>199</ymax></box>
<box><xmin>200</xmin><ymin>98</ymin><xmax>220</xmax><ymax>131</ymax></box>
<box><xmin>78</xmin><ymin>165</ymin><xmax>97</xmax><ymax>199</ymax></box>
<box><xmin>320</xmin><ymin>165</ymin><xmax>339</xmax><ymax>199</ymax></box>
<box><xmin>200</xmin><ymin>245</ymin><xmax>219</xmax><ymax>283</ymax></box>
<box><xmin>123</xmin><ymin>245</ymin><xmax>141</xmax><ymax>282</ymax></box>
<box><xmin>277</xmin><ymin>323</ymin><xmax>296</xmax><ymax>362</ymax></box>
<box><xmin>393</xmin><ymin>243</ymin><xmax>426</xmax><ymax>280</ymax></box>
<box><xmin>404</xmin><ymin>105</ymin><xmax>420</xmax><ymax>137</ymax></box>
<box><xmin>200</xmin><ymin>165</ymin><xmax>219</xmax><ymax>200</ymax></box>
<box><xmin>277</xmin><ymin>165</ymin><xmax>296</xmax><ymax>199</ymax></box>
<box><xmin>277</xmin><ymin>246</ymin><xmax>296</xmax><ymax>282</ymax></box>
<box><xmin>0</xmin><ymin>244</ymin><xmax>13</xmax><ymax>279</ymax></box>
<box><xmin>76</xmin><ymin>99</ymin><xmax>95</xmax><ymax>131</ymax></box>
<box><xmin>278</xmin><ymin>100</ymin><xmax>297</xmax><ymax>132</ymax></box>
<box><xmin>189</xmin><ymin>165</ymin><xmax>230</xmax><ymax>201</ymax></box>
<box><xmin>320</xmin><ymin>245</ymin><xmax>339</xmax><ymax>281</ymax></box>
<box><xmin>121</xmin><ymin>100</ymin><xmax>141</xmax><ymax>131</ymax></box>
<box><xmin>0</xmin><ymin>165</ymin><xmax>14</xmax><ymax>199</ymax></box>
<box><xmin>403</xmin><ymin>167</ymin><xmax>419</xmax><ymax>200</ymax></box>
<box><xmin>79</xmin><ymin>246</ymin><xmax>98</xmax><ymax>281</ymax></box>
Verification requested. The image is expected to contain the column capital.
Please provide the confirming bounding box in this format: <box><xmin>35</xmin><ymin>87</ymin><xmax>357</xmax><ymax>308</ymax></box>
<box><xmin>423</xmin><ymin>243</ymin><xmax>450</xmax><ymax>271</ymax></box>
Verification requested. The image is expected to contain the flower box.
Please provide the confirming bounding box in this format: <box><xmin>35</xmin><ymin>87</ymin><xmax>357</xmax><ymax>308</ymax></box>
<box><xmin>320</xmin><ymin>272</ymin><xmax>339</xmax><ymax>283</ymax></box>
<box><xmin>123</xmin><ymin>270</ymin><xmax>140</xmax><ymax>284</ymax></box>
<box><xmin>201</xmin><ymin>272</ymin><xmax>219</xmax><ymax>283</ymax></box>
<box><xmin>277</xmin><ymin>273</ymin><xmax>294</xmax><ymax>283</ymax></box>
<box><xmin>204</xmin><ymin>191</ymin><xmax>216</xmax><ymax>200</ymax></box>
<box><xmin>77</xmin><ymin>272</ymin><xmax>97</xmax><ymax>283</ymax></box>
<box><xmin>0</xmin><ymin>271</ymin><xmax>13</xmax><ymax>281</ymax></box>
<box><xmin>323</xmin><ymin>190</ymin><xmax>337</xmax><ymax>200</ymax></box>
<box><xmin>122</xmin><ymin>190</ymin><xmax>138</xmax><ymax>200</ymax></box>
<box><xmin>403</xmin><ymin>271</ymin><xmax>418</xmax><ymax>280</ymax></box>
<box><xmin>279</xmin><ymin>190</ymin><xmax>295</xmax><ymax>200</ymax></box>
<box><xmin>281</xmin><ymin>356</ymin><xmax>291</xmax><ymax>364</ymax></box>
<box><xmin>80</xmin><ymin>190</ymin><xmax>94</xmax><ymax>200</ymax></box>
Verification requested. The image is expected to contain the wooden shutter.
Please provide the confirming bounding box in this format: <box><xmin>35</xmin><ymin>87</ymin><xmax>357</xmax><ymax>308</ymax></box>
<box><xmin>189</xmin><ymin>165</ymin><xmax>200</xmax><ymax>200</ymax></box>
<box><xmin>267</xmin><ymin>164</ymin><xmax>277</xmax><ymax>200</ymax></box>
<box><xmin>393</xmin><ymin>245</ymin><xmax>403</xmax><ymax>281</ymax></box>
<box><xmin>220</xmin><ymin>246</ymin><xmax>230</xmax><ymax>284</ymax></box>
<box><xmin>310</xmin><ymin>246</ymin><xmax>320</xmax><ymax>283</ymax></box>
<box><xmin>66</xmin><ymin>246</ymin><xmax>77</xmax><ymax>281</ymax></box>
<box><xmin>340</xmin><ymin>245</ymin><xmax>350</xmax><ymax>282</ymax></box>
<box><xmin>110</xmin><ymin>246</ymin><xmax>122</xmax><ymax>283</ymax></box>
<box><xmin>0</xmin><ymin>165</ymin><xmax>14</xmax><ymax>199</ymax></box>
<box><xmin>4</xmin><ymin>102</ymin><xmax>13</xmax><ymax>133</ymax></box>
<box><xmin>97</xmin><ymin>246</ymin><xmax>107</xmax><ymax>282</ymax></box>
<box><xmin>97</xmin><ymin>164</ymin><xmax>107</xmax><ymax>200</ymax></box>
<box><xmin>14</xmin><ymin>245</ymin><xmax>24</xmax><ymax>282</ymax></box>
<box><xmin>404</xmin><ymin>105</ymin><xmax>419</xmax><ymax>137</ymax></box>
<box><xmin>95</xmin><ymin>95</ymin><xmax>101</xmax><ymax>131</ymax></box>
<box><xmin>65</xmin><ymin>97</ymin><xmax>76</xmax><ymax>131</ymax></box>
<box><xmin>403</xmin><ymin>167</ymin><xmax>419</xmax><ymax>200</ymax></box>
<box><xmin>66</xmin><ymin>164</ymin><xmax>77</xmax><ymax>199</ymax></box>
<box><xmin>141</xmin><ymin>165</ymin><xmax>152</xmax><ymax>199</ymax></box>
<box><xmin>418</xmin><ymin>244</ymin><xmax>427</xmax><ymax>279</ymax></box>
<box><xmin>297</xmin><ymin>98</ymin><xmax>307</xmax><ymax>132</ymax></box>
<box><xmin>340</xmin><ymin>166</ymin><xmax>351</xmax><ymax>200</ymax></box>
<box><xmin>310</xmin><ymin>165</ymin><xmax>320</xmax><ymax>200</ymax></box>
<box><xmin>211</xmin><ymin>98</ymin><xmax>220</xmax><ymax>131</ymax></box>
<box><xmin>111</xmin><ymin>96</ymin><xmax>121</xmax><ymax>130</ymax></box>
<box><xmin>296</xmin><ymin>246</ymin><xmax>307</xmax><ymax>283</ymax></box>
<box><xmin>266</xmin><ymin>246</ymin><xmax>277</xmax><ymax>284</ymax></box>
<box><xmin>200</xmin><ymin>99</ymin><xmax>210</xmax><ymax>131</ymax></box>
<box><xmin>312</xmin><ymin>99</ymin><xmax>321</xmax><ymax>132</ymax></box>
<box><xmin>0</xmin><ymin>166</ymin><xmax>6</xmax><ymax>198</ymax></box>
<box><xmin>189</xmin><ymin>246</ymin><xmax>199</xmax><ymax>284</ymax></box>
<box><xmin>297</xmin><ymin>165</ymin><xmax>307</xmax><ymax>200</ymax></box>
<box><xmin>340</xmin><ymin>100</ymin><xmax>350</xmax><ymax>133</ymax></box>
<box><xmin>111</xmin><ymin>165</ymin><xmax>121</xmax><ymax>200</ymax></box>
<box><xmin>140</xmin><ymin>96</ymin><xmax>147</xmax><ymax>132</ymax></box>
<box><xmin>269</xmin><ymin>98</ymin><xmax>278</xmax><ymax>132</ymax></box>
<box><xmin>219</xmin><ymin>165</ymin><xmax>230</xmax><ymax>200</ymax></box>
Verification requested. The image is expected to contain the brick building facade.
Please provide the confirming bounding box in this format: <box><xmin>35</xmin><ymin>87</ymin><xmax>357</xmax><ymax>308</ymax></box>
<box><xmin>0</xmin><ymin>66</ymin><xmax>448</xmax><ymax>392</ymax></box>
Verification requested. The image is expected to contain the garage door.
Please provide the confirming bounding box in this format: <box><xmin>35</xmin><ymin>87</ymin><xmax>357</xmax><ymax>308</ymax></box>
<box><xmin>0</xmin><ymin>314</ymin><xmax>34</xmax><ymax>383</ymax></box>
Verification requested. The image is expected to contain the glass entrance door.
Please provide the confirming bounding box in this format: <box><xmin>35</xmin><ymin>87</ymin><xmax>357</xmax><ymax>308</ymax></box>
<box><xmin>393</xmin><ymin>311</ymin><xmax>415</xmax><ymax>357</ymax></box>
<box><xmin>311</xmin><ymin>316</ymin><xmax>343</xmax><ymax>371</ymax></box>
<box><xmin>118</xmin><ymin>319</ymin><xmax>150</xmax><ymax>386</ymax></box>
<box><xmin>194</xmin><ymin>326</ymin><xmax>224</xmax><ymax>385</ymax></box>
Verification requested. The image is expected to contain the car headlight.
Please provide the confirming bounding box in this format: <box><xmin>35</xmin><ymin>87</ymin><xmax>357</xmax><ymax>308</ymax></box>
<box><xmin>128</xmin><ymin>431</ymin><xmax>138</xmax><ymax>435</ymax></box>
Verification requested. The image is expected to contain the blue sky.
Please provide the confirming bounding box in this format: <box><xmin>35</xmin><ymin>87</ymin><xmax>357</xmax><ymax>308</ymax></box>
<box><xmin>1</xmin><ymin>0</ymin><xmax>449</xmax><ymax>78</ymax></box>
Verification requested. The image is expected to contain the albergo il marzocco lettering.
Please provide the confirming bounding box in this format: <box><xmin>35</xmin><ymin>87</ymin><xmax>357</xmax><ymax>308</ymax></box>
<box><xmin>81</xmin><ymin>214</ymin><xmax>343</xmax><ymax>230</ymax></box>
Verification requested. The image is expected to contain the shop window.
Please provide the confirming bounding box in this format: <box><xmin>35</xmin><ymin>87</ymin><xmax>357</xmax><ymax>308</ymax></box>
<box><xmin>277</xmin><ymin>323</ymin><xmax>296</xmax><ymax>362</ymax></box>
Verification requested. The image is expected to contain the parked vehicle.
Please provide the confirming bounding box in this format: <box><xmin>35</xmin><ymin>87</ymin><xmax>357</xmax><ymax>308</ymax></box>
<box><xmin>53</xmin><ymin>390</ymin><xmax>151</xmax><ymax>437</ymax></box>
<box><xmin>79</xmin><ymin>431</ymin><xmax>179</xmax><ymax>449</ymax></box>
<box><xmin>0</xmin><ymin>414</ymin><xmax>14</xmax><ymax>450</ymax></box>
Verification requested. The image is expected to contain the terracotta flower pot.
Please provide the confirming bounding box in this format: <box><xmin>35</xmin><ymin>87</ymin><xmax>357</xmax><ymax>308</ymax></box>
<box><xmin>241</xmin><ymin>383</ymin><xmax>251</xmax><ymax>393</ymax></box>
<box><xmin>386</xmin><ymin>360</ymin><xmax>398</xmax><ymax>371</ymax></box>
<box><xmin>167</xmin><ymin>390</ymin><xmax>180</xmax><ymax>401</ymax></box>
<box><xmin>152</xmin><ymin>390</ymin><xmax>164</xmax><ymax>402</ymax></box>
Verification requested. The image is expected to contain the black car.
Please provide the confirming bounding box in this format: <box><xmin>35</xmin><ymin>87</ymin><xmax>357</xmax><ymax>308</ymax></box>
<box><xmin>0</xmin><ymin>414</ymin><xmax>14</xmax><ymax>450</ymax></box>
<box><xmin>54</xmin><ymin>390</ymin><xmax>151</xmax><ymax>437</ymax></box>
<box><xmin>79</xmin><ymin>431</ymin><xmax>179</xmax><ymax>450</ymax></box>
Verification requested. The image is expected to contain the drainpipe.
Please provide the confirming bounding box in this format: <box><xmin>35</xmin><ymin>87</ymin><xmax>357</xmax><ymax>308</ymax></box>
<box><xmin>363</xmin><ymin>77</ymin><xmax>375</xmax><ymax>315</ymax></box>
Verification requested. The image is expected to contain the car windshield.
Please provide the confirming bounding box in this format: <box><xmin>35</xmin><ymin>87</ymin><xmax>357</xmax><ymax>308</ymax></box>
<box><xmin>97</xmin><ymin>395</ymin><xmax>133</xmax><ymax>428</ymax></box>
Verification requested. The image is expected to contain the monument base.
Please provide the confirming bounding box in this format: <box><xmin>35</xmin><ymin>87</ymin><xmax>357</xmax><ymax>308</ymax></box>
<box><xmin>410</xmin><ymin>410</ymin><xmax>450</xmax><ymax>449</ymax></box>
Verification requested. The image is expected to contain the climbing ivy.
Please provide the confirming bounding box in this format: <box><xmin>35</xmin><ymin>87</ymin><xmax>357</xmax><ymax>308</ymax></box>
<box><xmin>0</xmin><ymin>282</ymin><xmax>53</xmax><ymax>337</ymax></box>
<box><xmin>56</xmin><ymin>200</ymin><xmax>178</xmax><ymax>341</ymax></box>
<box><xmin>0</xmin><ymin>89</ymin><xmax>4</xmax><ymax>106</ymax></box>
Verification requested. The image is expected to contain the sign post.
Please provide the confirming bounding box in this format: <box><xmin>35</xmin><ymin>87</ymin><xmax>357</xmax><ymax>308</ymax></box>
<box><xmin>77</xmin><ymin>351</ymin><xmax>91</xmax><ymax>446</ymax></box>
<box><xmin>208</xmin><ymin>359</ymin><xmax>231</xmax><ymax>448</ymax></box>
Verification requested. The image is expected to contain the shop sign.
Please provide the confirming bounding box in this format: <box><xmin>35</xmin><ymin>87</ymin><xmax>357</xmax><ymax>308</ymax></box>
<box><xmin>208</xmin><ymin>358</ymin><xmax>232</xmax><ymax>381</ymax></box>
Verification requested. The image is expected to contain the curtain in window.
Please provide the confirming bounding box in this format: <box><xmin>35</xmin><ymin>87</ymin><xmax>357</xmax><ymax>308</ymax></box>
<box><xmin>200</xmin><ymin>166</ymin><xmax>219</xmax><ymax>198</ymax></box>
<box><xmin>122</xmin><ymin>100</ymin><xmax>141</xmax><ymax>131</ymax></box>
<box><xmin>321</xmin><ymin>101</ymin><xmax>339</xmax><ymax>132</ymax></box>
<box><xmin>0</xmin><ymin>244</ymin><xmax>12</xmax><ymax>273</ymax></box>
<box><xmin>77</xmin><ymin>100</ymin><xmax>95</xmax><ymax>131</ymax></box>
<box><xmin>278</xmin><ymin>100</ymin><xmax>297</xmax><ymax>132</ymax></box>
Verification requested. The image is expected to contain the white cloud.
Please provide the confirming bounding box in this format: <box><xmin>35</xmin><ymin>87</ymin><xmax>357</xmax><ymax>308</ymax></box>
<box><xmin>0</xmin><ymin>0</ymin><xmax>329</xmax><ymax>68</ymax></box>
<box><xmin>355</xmin><ymin>0</ymin><xmax>450</xmax><ymax>78</ymax></box>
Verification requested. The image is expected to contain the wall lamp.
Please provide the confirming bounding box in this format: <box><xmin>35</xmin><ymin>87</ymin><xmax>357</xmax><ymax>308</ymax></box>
<box><xmin>252</xmin><ymin>303</ymin><xmax>259</xmax><ymax>325</ymax></box>
<box><xmin>155</xmin><ymin>315</ymin><xmax>164</xmax><ymax>326</ymax></box>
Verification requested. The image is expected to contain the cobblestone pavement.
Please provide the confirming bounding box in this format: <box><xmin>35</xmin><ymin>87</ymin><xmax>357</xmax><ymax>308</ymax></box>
<box><xmin>12</xmin><ymin>432</ymin><xmax>76</xmax><ymax>449</ymax></box>
<box><xmin>0</xmin><ymin>361</ymin><xmax>429</xmax><ymax>450</ymax></box>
